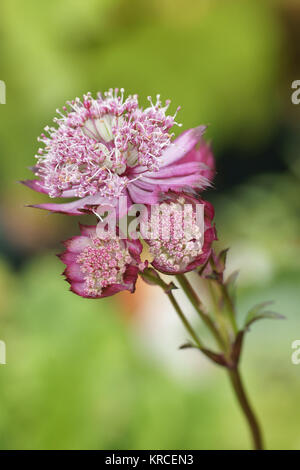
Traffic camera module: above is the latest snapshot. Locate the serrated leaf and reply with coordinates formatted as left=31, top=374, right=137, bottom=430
left=245, top=310, right=285, bottom=329
left=247, top=300, right=274, bottom=316
left=245, top=301, right=274, bottom=326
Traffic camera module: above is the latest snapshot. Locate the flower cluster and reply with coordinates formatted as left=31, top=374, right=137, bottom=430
left=24, top=89, right=216, bottom=297
left=34, top=89, right=178, bottom=199
left=59, top=225, right=145, bottom=298
left=145, top=191, right=216, bottom=274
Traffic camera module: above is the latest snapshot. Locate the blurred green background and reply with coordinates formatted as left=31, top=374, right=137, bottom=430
left=0, top=0, right=300, bottom=450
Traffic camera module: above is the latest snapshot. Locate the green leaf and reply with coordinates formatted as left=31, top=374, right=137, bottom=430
left=179, top=343, right=229, bottom=368
left=247, top=300, right=274, bottom=315
left=244, top=302, right=285, bottom=329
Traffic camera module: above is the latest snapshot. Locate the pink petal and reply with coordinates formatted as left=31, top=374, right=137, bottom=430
left=102, top=282, right=133, bottom=298
left=160, top=126, right=207, bottom=168
left=127, top=239, right=143, bottom=260
left=127, top=183, right=160, bottom=204
left=63, top=263, right=85, bottom=282
left=20, top=179, right=49, bottom=195
left=58, top=252, right=77, bottom=264
left=21, top=179, right=78, bottom=198
left=122, top=265, right=139, bottom=291
left=63, top=236, right=91, bottom=253
left=79, top=224, right=97, bottom=237
left=69, top=281, right=91, bottom=298
left=29, top=193, right=116, bottom=215
left=140, top=173, right=209, bottom=190
left=30, top=200, right=89, bottom=215
left=146, top=161, right=205, bottom=179
left=178, top=141, right=215, bottom=183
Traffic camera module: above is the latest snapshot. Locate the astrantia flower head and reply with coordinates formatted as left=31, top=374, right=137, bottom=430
left=59, top=224, right=145, bottom=298
left=23, top=89, right=213, bottom=215
left=36, top=89, right=179, bottom=197
left=145, top=191, right=216, bottom=274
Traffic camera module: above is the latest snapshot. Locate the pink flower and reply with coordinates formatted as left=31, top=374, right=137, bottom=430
left=145, top=191, right=216, bottom=274
left=178, top=138, right=215, bottom=184
left=58, top=224, right=145, bottom=298
left=22, top=89, right=213, bottom=215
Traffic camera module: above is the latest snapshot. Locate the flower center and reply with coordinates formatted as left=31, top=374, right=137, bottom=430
left=76, top=237, right=132, bottom=297
left=147, top=199, right=203, bottom=271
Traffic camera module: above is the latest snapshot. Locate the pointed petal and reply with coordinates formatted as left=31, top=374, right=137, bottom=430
left=79, top=224, right=97, bottom=237
left=122, top=265, right=139, bottom=292
left=58, top=252, right=77, bottom=264
left=101, top=283, right=133, bottom=298
left=20, top=179, right=49, bottom=195
left=69, top=281, right=91, bottom=298
left=29, top=200, right=89, bottom=215
left=140, top=173, right=209, bottom=190
left=178, top=141, right=215, bottom=182
left=127, top=183, right=159, bottom=204
left=127, top=239, right=143, bottom=260
left=29, top=193, right=115, bottom=215
left=146, top=161, right=205, bottom=179
left=63, top=236, right=91, bottom=253
left=160, top=126, right=207, bottom=168
left=63, top=263, right=85, bottom=282
left=21, top=179, right=78, bottom=198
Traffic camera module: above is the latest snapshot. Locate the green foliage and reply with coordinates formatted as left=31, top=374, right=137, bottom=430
left=244, top=301, right=285, bottom=329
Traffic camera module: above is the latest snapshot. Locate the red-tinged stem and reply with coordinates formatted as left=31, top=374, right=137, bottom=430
left=228, top=368, right=264, bottom=450
left=176, top=273, right=265, bottom=450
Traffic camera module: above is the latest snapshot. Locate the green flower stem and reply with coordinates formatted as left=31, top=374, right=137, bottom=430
left=207, top=280, right=232, bottom=350
left=176, top=274, right=226, bottom=351
left=207, top=257, right=238, bottom=335
left=167, top=290, right=204, bottom=349
left=140, top=269, right=204, bottom=349
left=220, top=283, right=238, bottom=335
